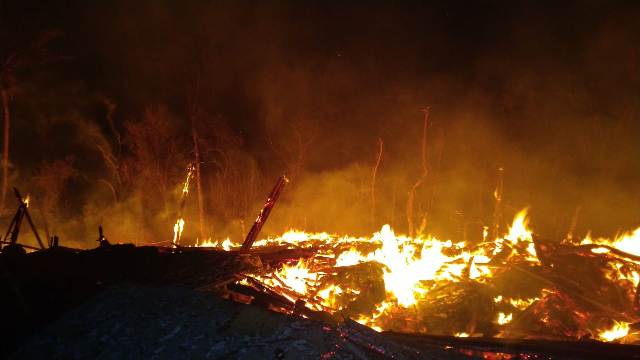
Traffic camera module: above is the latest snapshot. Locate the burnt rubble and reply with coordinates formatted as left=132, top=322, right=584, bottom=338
left=3, top=243, right=640, bottom=359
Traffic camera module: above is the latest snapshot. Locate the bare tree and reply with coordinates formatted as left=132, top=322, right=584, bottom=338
left=265, top=114, right=317, bottom=183
left=192, top=125, right=205, bottom=240
left=198, top=117, right=261, bottom=226
left=32, top=156, right=77, bottom=235
left=184, top=58, right=207, bottom=240
left=371, top=138, right=383, bottom=230
left=0, top=30, right=60, bottom=213
left=124, top=105, right=185, bottom=214
left=407, top=107, right=430, bottom=237
left=491, top=166, right=504, bottom=240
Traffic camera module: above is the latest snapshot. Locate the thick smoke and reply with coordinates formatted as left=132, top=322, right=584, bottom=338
left=1, top=1, right=639, bottom=248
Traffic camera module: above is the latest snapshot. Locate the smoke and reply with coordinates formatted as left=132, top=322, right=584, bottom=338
left=1, top=1, right=640, bottom=248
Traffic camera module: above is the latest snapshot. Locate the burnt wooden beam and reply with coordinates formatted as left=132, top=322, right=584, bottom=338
left=241, top=175, right=289, bottom=251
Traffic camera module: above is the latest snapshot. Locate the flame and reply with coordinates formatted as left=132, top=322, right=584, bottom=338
left=235, top=210, right=538, bottom=329
left=581, top=227, right=640, bottom=257
left=598, top=321, right=630, bottom=342
left=192, top=207, right=640, bottom=340
left=172, top=218, right=184, bottom=244
left=496, top=312, right=513, bottom=325
left=507, top=297, right=539, bottom=310
left=493, top=208, right=539, bottom=263
left=271, top=259, right=318, bottom=296
left=171, top=164, right=196, bottom=245
left=182, top=164, right=195, bottom=195
left=194, top=237, right=234, bottom=251
left=196, top=238, right=215, bottom=247
left=236, top=211, right=531, bottom=311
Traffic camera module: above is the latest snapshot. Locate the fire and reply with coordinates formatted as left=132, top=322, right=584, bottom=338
left=261, top=259, right=319, bottom=298
left=172, top=218, right=184, bottom=244
left=494, top=208, right=538, bottom=263
left=507, top=297, right=539, bottom=310
left=221, top=210, right=539, bottom=331
left=171, top=164, right=196, bottom=245
left=598, top=321, right=630, bottom=342
left=182, top=163, right=195, bottom=195
left=581, top=227, right=640, bottom=257
left=194, top=237, right=233, bottom=250
left=496, top=312, right=513, bottom=325
left=194, top=208, right=640, bottom=342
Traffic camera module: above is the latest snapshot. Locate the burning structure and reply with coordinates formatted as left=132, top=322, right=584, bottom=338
left=1, top=1, right=640, bottom=358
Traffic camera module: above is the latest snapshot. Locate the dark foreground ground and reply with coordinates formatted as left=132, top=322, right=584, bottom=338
left=1, top=245, right=464, bottom=359
left=4, top=245, right=640, bottom=359
left=12, top=285, right=403, bottom=360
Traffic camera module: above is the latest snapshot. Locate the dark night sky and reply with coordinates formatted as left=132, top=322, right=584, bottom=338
left=1, top=1, right=639, bottom=245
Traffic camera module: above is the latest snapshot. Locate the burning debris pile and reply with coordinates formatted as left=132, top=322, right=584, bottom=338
left=199, top=209, right=640, bottom=344
left=4, top=186, right=640, bottom=358
left=3, top=172, right=640, bottom=358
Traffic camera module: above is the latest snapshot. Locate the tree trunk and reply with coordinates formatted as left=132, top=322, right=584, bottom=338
left=192, top=125, right=205, bottom=240
left=491, top=167, right=504, bottom=240
left=406, top=107, right=429, bottom=237
left=371, top=138, right=383, bottom=230
left=1, top=86, right=10, bottom=213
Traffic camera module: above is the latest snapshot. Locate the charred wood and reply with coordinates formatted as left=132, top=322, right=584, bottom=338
left=241, top=175, right=288, bottom=251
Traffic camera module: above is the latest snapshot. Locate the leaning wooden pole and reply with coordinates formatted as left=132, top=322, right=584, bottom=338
left=241, top=175, right=289, bottom=251
left=13, top=188, right=45, bottom=249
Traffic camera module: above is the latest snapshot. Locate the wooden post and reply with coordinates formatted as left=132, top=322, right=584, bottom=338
left=241, top=175, right=289, bottom=251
